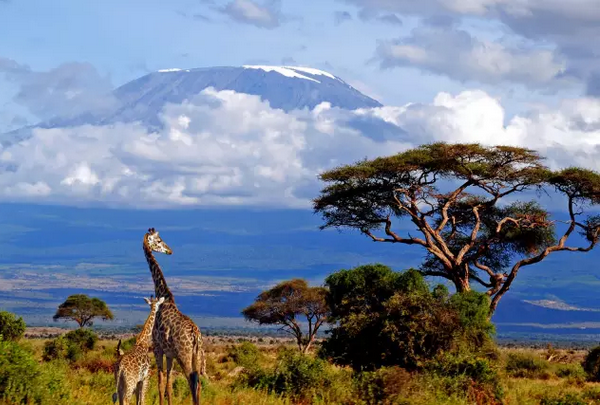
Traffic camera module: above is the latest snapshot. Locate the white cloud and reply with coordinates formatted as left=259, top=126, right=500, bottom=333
left=0, top=59, right=117, bottom=122
left=344, top=0, right=600, bottom=90
left=1, top=87, right=600, bottom=209
left=220, top=0, right=283, bottom=29
left=376, top=26, right=566, bottom=87
left=0, top=89, right=406, bottom=208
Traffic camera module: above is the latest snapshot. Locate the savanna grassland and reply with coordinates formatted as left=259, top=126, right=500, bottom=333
left=4, top=330, right=600, bottom=405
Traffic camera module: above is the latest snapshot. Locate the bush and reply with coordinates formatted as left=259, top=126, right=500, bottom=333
left=0, top=311, right=26, bottom=341
left=239, top=348, right=351, bottom=401
left=427, top=352, right=504, bottom=403
left=43, top=328, right=98, bottom=362
left=555, top=363, right=587, bottom=380
left=355, top=367, right=414, bottom=405
left=321, top=265, right=496, bottom=371
left=224, top=342, right=262, bottom=369
left=64, top=328, right=98, bottom=351
left=540, top=393, right=587, bottom=405
left=0, top=337, right=70, bottom=403
left=505, top=352, right=551, bottom=379
left=584, top=345, right=600, bottom=381
left=43, top=336, right=69, bottom=361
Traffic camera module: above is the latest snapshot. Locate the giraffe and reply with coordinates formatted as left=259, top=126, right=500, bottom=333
left=112, top=295, right=165, bottom=405
left=143, top=227, right=206, bottom=405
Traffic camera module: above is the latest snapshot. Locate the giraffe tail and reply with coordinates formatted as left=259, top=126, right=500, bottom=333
left=190, top=334, right=204, bottom=403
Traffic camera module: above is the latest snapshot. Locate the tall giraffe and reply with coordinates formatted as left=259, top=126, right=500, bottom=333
left=112, top=295, right=165, bottom=405
left=143, top=228, right=206, bottom=405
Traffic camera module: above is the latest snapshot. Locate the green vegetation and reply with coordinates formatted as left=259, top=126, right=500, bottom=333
left=43, top=328, right=99, bottom=362
left=314, top=143, right=600, bottom=313
left=53, top=294, right=114, bottom=328
left=0, top=311, right=26, bottom=341
left=321, top=264, right=495, bottom=372
left=242, top=278, right=329, bottom=353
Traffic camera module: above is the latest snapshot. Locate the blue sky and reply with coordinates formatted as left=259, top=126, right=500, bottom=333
left=1, top=0, right=571, bottom=118
left=0, top=0, right=599, bottom=208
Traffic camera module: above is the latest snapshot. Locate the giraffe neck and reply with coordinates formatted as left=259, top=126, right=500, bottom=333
left=136, top=303, right=159, bottom=347
left=143, top=240, right=174, bottom=302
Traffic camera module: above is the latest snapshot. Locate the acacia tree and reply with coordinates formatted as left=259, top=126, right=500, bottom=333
left=314, top=143, right=600, bottom=314
left=242, top=279, right=329, bottom=353
left=53, top=294, right=114, bottom=328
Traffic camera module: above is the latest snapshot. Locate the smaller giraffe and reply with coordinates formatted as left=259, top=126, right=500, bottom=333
left=112, top=296, right=165, bottom=405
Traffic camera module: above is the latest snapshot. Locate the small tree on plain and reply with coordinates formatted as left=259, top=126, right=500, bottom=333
left=242, top=279, right=329, bottom=353
left=314, top=143, right=600, bottom=314
left=53, top=294, right=114, bottom=328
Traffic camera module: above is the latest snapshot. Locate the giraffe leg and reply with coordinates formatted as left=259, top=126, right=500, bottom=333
left=137, top=376, right=149, bottom=405
left=178, top=357, right=201, bottom=405
left=166, top=357, right=174, bottom=405
left=154, top=350, right=166, bottom=405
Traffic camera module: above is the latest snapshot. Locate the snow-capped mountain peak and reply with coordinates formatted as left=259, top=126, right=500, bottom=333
left=241, top=65, right=339, bottom=83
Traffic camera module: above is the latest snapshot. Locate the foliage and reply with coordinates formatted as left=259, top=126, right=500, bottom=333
left=53, top=294, right=114, bottom=328
left=540, top=393, right=588, bottom=405
left=0, top=311, right=26, bottom=341
left=505, top=352, right=551, bottom=379
left=43, top=329, right=99, bottom=362
left=242, top=279, right=329, bottom=352
left=321, top=264, right=495, bottom=371
left=238, top=348, right=350, bottom=401
left=224, top=341, right=262, bottom=370
left=64, top=328, right=98, bottom=351
left=314, top=143, right=600, bottom=312
left=0, top=337, right=70, bottom=404
left=427, top=351, right=504, bottom=403
left=583, top=345, right=600, bottom=381
left=354, top=366, right=414, bottom=405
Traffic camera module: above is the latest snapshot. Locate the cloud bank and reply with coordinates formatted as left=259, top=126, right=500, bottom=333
left=343, top=0, right=600, bottom=91
left=1, top=87, right=600, bottom=208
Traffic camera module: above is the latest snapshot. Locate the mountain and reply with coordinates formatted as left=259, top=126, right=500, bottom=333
left=2, top=65, right=382, bottom=143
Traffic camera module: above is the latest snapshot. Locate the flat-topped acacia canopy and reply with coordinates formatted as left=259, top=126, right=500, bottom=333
left=314, top=143, right=600, bottom=314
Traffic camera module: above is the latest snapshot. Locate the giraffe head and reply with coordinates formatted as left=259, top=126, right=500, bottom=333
left=144, top=228, right=173, bottom=255
left=143, top=295, right=166, bottom=308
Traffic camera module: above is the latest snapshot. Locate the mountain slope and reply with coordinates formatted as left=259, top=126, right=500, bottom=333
left=1, top=65, right=382, bottom=143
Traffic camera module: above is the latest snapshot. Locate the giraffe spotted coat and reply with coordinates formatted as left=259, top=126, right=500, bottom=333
left=113, top=296, right=165, bottom=405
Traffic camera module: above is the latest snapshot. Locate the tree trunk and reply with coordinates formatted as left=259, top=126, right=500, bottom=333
left=452, top=270, right=471, bottom=293
left=302, top=337, right=314, bottom=354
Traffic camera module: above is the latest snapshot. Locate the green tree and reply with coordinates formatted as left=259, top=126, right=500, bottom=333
left=0, top=311, right=26, bottom=341
left=52, top=294, right=114, bottom=328
left=242, top=279, right=329, bottom=353
left=321, top=264, right=494, bottom=371
left=314, top=143, right=600, bottom=313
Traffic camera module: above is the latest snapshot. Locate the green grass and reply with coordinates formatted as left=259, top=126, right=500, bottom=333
left=3, top=338, right=600, bottom=405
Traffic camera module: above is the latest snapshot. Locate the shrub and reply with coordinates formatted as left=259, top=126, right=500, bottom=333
left=505, top=352, right=551, bottom=379
left=224, top=342, right=262, bottom=369
left=43, top=328, right=98, bottom=362
left=0, top=337, right=70, bottom=403
left=0, top=311, right=26, bottom=341
left=555, top=363, right=587, bottom=380
left=239, top=348, right=350, bottom=401
left=322, top=265, right=496, bottom=371
left=43, top=336, right=69, bottom=361
left=355, top=367, right=414, bottom=405
left=427, top=352, right=504, bottom=403
left=584, top=345, right=600, bottom=381
left=540, top=393, right=587, bottom=405
left=64, top=328, right=98, bottom=351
